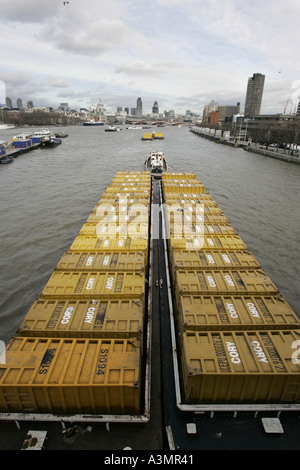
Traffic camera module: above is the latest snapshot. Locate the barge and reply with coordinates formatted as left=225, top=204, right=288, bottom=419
left=0, top=166, right=300, bottom=450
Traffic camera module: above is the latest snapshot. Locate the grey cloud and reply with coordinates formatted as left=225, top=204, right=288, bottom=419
left=0, top=0, right=60, bottom=23
left=115, top=61, right=179, bottom=76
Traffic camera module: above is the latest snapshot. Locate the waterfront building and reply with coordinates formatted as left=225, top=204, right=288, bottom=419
left=244, top=73, right=265, bottom=117
left=218, top=102, right=241, bottom=122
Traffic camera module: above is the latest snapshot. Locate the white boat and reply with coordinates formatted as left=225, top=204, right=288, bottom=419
left=0, top=124, right=15, bottom=130
left=144, top=151, right=168, bottom=178
left=105, top=126, right=121, bottom=132
left=34, top=129, right=51, bottom=137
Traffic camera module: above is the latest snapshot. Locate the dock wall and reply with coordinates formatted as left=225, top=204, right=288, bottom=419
left=190, top=128, right=300, bottom=165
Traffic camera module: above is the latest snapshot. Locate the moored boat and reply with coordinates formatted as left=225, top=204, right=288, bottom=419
left=0, top=155, right=14, bottom=164
left=83, top=120, right=104, bottom=126
left=0, top=124, right=15, bottom=130
left=41, top=136, right=62, bottom=147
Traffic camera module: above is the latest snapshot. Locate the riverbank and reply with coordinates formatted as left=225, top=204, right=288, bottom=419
left=243, top=144, right=300, bottom=164
left=190, top=127, right=300, bottom=165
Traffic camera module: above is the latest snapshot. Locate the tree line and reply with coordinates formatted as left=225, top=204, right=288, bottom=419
left=3, top=110, right=84, bottom=127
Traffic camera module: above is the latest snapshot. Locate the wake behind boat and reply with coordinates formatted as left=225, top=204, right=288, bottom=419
left=144, top=151, right=168, bottom=178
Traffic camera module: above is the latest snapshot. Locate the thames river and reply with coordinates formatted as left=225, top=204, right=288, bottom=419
left=0, top=124, right=299, bottom=344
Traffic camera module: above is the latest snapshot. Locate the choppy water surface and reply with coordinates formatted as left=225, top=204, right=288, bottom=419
left=0, top=125, right=299, bottom=342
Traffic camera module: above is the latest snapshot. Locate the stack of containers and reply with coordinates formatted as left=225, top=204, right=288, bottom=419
left=162, top=172, right=300, bottom=405
left=0, top=171, right=151, bottom=416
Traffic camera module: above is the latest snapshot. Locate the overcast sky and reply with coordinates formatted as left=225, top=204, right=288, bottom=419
left=1, top=0, right=300, bottom=115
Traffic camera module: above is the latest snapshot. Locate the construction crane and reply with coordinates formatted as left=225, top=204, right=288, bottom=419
left=283, top=100, right=291, bottom=114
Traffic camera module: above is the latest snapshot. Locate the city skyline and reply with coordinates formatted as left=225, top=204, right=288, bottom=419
left=1, top=0, right=300, bottom=115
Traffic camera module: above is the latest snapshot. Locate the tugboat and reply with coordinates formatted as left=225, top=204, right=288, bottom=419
left=144, top=151, right=168, bottom=178
left=41, top=135, right=62, bottom=147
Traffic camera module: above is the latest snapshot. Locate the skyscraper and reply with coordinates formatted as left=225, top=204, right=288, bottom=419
left=136, top=97, right=142, bottom=117
left=244, top=73, right=265, bottom=117
left=152, top=100, right=159, bottom=114
left=6, top=97, right=12, bottom=109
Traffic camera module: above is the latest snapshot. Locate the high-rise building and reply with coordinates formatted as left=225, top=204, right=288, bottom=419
left=297, top=101, right=300, bottom=116
left=17, top=98, right=23, bottom=110
left=136, top=97, right=142, bottom=117
left=244, top=73, right=265, bottom=117
left=152, top=100, right=159, bottom=114
left=6, top=97, right=12, bottom=109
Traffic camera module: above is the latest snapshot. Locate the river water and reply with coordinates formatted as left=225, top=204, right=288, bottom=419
left=0, top=125, right=299, bottom=344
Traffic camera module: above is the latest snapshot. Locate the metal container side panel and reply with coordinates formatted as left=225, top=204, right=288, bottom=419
left=56, top=251, right=146, bottom=272
left=162, top=184, right=205, bottom=194
left=175, top=269, right=279, bottom=296
left=168, top=223, right=237, bottom=236
left=40, top=271, right=145, bottom=300
left=163, top=193, right=214, bottom=203
left=162, top=172, right=197, bottom=180
left=99, top=191, right=150, bottom=201
left=17, top=298, right=144, bottom=338
left=96, top=197, right=150, bottom=205
left=169, top=235, right=248, bottom=251
left=92, top=200, right=150, bottom=217
left=177, top=294, right=300, bottom=331
left=107, top=180, right=151, bottom=188
left=0, top=337, right=141, bottom=414
left=79, top=222, right=149, bottom=239
left=172, top=250, right=261, bottom=271
left=70, top=236, right=149, bottom=253
left=180, top=331, right=300, bottom=403
left=87, top=212, right=149, bottom=224
left=104, top=185, right=151, bottom=195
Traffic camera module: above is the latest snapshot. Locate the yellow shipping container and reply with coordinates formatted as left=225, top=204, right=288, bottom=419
left=87, top=212, right=149, bottom=224
left=180, top=330, right=300, bottom=404
left=79, top=222, right=149, bottom=239
left=162, top=172, right=197, bottom=180
left=104, top=183, right=150, bottom=193
left=177, top=294, right=300, bottom=331
left=70, top=235, right=149, bottom=253
left=56, top=251, right=146, bottom=272
left=168, top=222, right=236, bottom=236
left=172, top=249, right=260, bottom=271
left=175, top=269, right=278, bottom=296
left=40, top=271, right=145, bottom=300
left=163, top=193, right=214, bottom=203
left=17, top=298, right=144, bottom=338
left=97, top=192, right=150, bottom=203
left=169, top=234, right=247, bottom=251
left=162, top=182, right=205, bottom=194
left=164, top=197, right=219, bottom=209
left=0, top=337, right=141, bottom=414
